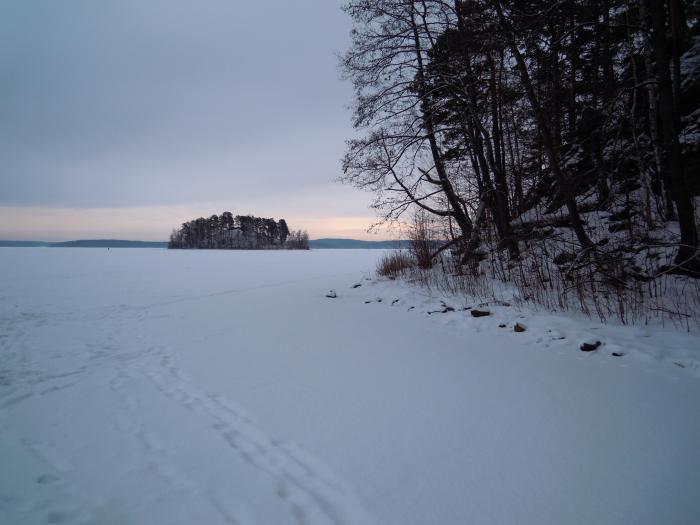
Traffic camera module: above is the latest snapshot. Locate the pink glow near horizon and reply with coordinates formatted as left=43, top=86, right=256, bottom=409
left=0, top=206, right=399, bottom=242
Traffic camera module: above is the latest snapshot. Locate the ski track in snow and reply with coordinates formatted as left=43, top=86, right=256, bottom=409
left=144, top=352, right=373, bottom=525
left=0, top=271, right=375, bottom=525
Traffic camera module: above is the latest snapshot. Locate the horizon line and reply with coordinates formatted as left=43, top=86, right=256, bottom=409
left=0, top=236, right=405, bottom=244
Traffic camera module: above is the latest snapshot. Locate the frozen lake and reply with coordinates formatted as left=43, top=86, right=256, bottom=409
left=1, top=248, right=699, bottom=525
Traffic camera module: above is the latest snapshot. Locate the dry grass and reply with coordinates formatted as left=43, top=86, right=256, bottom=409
left=388, top=209, right=700, bottom=328
left=377, top=251, right=415, bottom=278
left=402, top=247, right=700, bottom=329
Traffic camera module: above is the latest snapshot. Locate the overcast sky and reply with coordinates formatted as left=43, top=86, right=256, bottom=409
left=0, top=0, right=384, bottom=241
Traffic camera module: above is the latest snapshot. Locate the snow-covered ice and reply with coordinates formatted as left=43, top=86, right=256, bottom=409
left=1, top=247, right=699, bottom=525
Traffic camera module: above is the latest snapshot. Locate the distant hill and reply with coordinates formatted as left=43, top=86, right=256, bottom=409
left=0, top=240, right=51, bottom=247
left=0, top=239, right=166, bottom=249
left=309, top=238, right=408, bottom=249
left=52, top=240, right=168, bottom=248
left=1, top=238, right=407, bottom=249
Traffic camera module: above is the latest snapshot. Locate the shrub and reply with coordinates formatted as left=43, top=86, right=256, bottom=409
left=377, top=251, right=414, bottom=278
left=408, top=211, right=438, bottom=269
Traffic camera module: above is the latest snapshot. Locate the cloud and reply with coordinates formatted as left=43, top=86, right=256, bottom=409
left=0, top=0, right=378, bottom=238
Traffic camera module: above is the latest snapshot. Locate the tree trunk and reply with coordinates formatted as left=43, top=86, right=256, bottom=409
left=408, top=11, right=473, bottom=240
left=649, top=0, right=699, bottom=270
left=493, top=0, right=595, bottom=251
left=640, top=0, right=675, bottom=219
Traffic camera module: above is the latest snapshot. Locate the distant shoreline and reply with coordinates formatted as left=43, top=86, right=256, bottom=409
left=0, top=238, right=408, bottom=250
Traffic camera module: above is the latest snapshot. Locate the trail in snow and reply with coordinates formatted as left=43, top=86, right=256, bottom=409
left=1, top=252, right=376, bottom=525
left=145, top=352, right=373, bottom=525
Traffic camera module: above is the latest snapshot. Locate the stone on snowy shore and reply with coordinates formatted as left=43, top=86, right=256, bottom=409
left=470, top=309, right=491, bottom=318
left=580, top=341, right=602, bottom=352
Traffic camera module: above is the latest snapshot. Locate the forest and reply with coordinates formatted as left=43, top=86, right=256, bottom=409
left=341, top=0, right=700, bottom=321
left=168, top=212, right=309, bottom=250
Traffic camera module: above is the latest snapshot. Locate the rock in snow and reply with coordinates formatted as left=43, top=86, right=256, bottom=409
left=580, top=340, right=602, bottom=352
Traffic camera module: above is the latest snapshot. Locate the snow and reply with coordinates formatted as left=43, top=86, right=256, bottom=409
left=1, top=247, right=699, bottom=525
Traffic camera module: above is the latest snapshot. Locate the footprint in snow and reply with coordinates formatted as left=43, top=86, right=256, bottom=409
left=36, top=474, right=61, bottom=485
left=47, top=509, right=89, bottom=524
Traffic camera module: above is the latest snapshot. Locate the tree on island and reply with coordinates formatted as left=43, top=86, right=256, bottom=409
left=286, top=229, right=310, bottom=250
left=168, top=212, right=309, bottom=250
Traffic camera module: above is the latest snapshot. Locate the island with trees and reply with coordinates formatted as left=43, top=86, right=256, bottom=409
left=168, top=212, right=309, bottom=250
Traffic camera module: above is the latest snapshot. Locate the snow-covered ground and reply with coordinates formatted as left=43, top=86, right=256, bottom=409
left=1, top=247, right=699, bottom=525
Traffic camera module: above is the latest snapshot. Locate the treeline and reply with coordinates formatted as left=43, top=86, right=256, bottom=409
left=168, top=212, right=309, bottom=250
left=341, top=0, right=700, bottom=278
